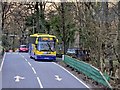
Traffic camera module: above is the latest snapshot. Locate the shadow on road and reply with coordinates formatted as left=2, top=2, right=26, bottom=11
left=33, top=57, right=62, bottom=63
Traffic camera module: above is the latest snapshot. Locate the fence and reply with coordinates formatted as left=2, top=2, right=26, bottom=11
left=63, top=55, right=112, bottom=89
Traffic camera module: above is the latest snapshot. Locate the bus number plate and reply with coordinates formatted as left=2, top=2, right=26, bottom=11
left=44, top=52, right=47, bottom=54
left=44, top=52, right=50, bottom=54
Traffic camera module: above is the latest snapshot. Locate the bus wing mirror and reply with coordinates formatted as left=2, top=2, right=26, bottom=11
left=56, top=39, right=58, bottom=43
left=35, top=38, right=38, bottom=44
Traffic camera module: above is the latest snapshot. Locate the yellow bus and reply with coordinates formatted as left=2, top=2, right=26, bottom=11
left=29, top=33, right=58, bottom=61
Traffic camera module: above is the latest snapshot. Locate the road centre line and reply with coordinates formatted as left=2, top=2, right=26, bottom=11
left=28, top=62, right=32, bottom=66
left=19, top=54, right=23, bottom=57
left=52, top=62, right=89, bottom=89
left=19, top=54, right=43, bottom=88
left=37, top=77, right=43, bottom=88
left=32, top=67, right=37, bottom=74
left=20, top=54, right=24, bottom=58
left=24, top=59, right=28, bottom=62
left=19, top=54, right=25, bottom=58
left=0, top=52, right=6, bottom=72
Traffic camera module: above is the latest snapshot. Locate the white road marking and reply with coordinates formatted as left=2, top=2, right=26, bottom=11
left=12, top=53, right=18, bottom=54
left=37, top=77, right=43, bottom=88
left=19, top=55, right=43, bottom=88
left=7, top=52, right=12, bottom=54
left=55, top=75, right=62, bottom=81
left=25, top=59, right=28, bottom=62
left=19, top=54, right=22, bottom=57
left=52, top=62, right=89, bottom=88
left=14, top=75, right=25, bottom=82
left=32, top=67, right=37, bottom=74
left=0, top=52, right=6, bottom=72
left=28, top=62, right=32, bottom=66
left=19, top=54, right=24, bottom=58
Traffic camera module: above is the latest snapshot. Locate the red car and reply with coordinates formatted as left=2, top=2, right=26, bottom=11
left=19, top=45, right=28, bottom=52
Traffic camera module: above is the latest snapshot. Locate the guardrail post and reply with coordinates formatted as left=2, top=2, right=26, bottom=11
left=62, top=55, right=64, bottom=61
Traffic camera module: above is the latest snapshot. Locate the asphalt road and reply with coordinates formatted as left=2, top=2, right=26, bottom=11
left=1, top=52, right=90, bottom=89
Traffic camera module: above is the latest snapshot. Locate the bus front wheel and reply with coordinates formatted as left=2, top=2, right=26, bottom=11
left=34, top=54, right=38, bottom=61
left=30, top=56, right=33, bottom=59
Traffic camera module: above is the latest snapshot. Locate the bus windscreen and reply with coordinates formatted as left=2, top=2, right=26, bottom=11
left=37, top=42, right=55, bottom=52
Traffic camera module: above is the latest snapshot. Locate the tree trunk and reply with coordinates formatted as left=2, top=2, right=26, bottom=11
left=39, top=2, right=45, bottom=33
left=61, top=2, right=66, bottom=54
left=35, top=2, right=40, bottom=33
left=76, top=2, right=83, bottom=49
left=118, top=1, right=120, bottom=63
left=104, top=2, right=114, bottom=75
left=1, top=2, right=5, bottom=32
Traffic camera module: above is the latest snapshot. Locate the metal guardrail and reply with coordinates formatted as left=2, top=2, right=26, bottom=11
left=63, top=55, right=112, bottom=89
